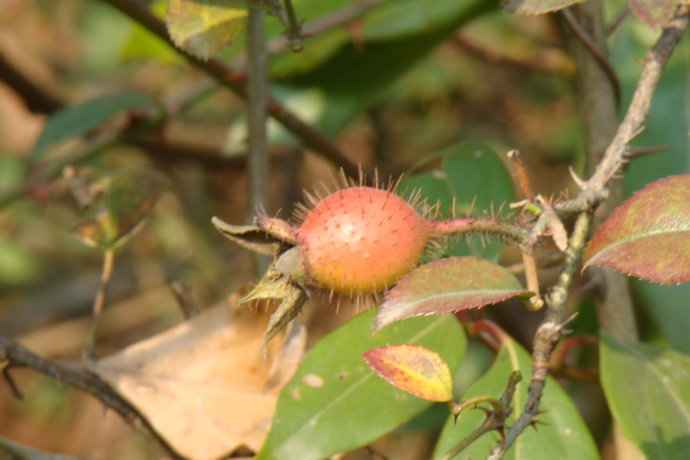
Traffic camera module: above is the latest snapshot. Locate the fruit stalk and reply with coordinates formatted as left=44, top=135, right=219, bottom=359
left=430, top=218, right=529, bottom=246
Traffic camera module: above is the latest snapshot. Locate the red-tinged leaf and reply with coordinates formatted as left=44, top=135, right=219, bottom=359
left=584, top=175, right=690, bottom=285
left=503, top=0, right=586, bottom=15
left=375, top=257, right=530, bottom=330
left=628, top=0, right=682, bottom=29
left=363, top=345, right=453, bottom=402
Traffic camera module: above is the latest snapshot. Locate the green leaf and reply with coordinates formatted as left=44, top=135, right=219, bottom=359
left=503, top=0, right=586, bottom=14
left=434, top=337, right=598, bottom=459
left=363, top=344, right=453, bottom=402
left=583, top=175, right=690, bottom=285
left=401, top=143, right=516, bottom=261
left=376, top=257, right=529, bottom=331
left=262, top=0, right=493, bottom=140
left=121, top=0, right=180, bottom=63
left=30, top=92, right=158, bottom=163
left=73, top=168, right=168, bottom=250
left=167, top=0, right=247, bottom=59
left=633, top=280, right=690, bottom=354
left=601, top=333, right=690, bottom=459
left=256, top=309, right=466, bottom=460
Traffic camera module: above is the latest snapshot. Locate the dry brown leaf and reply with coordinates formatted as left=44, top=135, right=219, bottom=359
left=93, top=300, right=306, bottom=460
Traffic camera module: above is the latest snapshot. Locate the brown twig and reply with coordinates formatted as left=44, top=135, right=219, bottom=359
left=102, top=0, right=359, bottom=178
left=507, top=150, right=534, bottom=200
left=0, top=435, right=86, bottom=460
left=266, top=0, right=390, bottom=56
left=489, top=6, right=690, bottom=458
left=0, top=50, right=62, bottom=113
left=430, top=218, right=531, bottom=247
left=83, top=249, right=115, bottom=361
left=0, top=335, right=184, bottom=459
left=453, top=34, right=572, bottom=76
left=561, top=7, right=622, bottom=106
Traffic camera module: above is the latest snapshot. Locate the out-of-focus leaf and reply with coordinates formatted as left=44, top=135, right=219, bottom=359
left=167, top=0, right=247, bottom=59
left=363, top=344, right=453, bottom=402
left=0, top=238, right=38, bottom=286
left=633, top=280, right=690, bottom=354
left=503, top=0, right=586, bottom=14
left=401, top=143, right=516, bottom=262
left=73, top=168, right=168, bottom=250
left=376, top=257, right=529, bottom=331
left=95, top=303, right=306, bottom=460
left=600, top=333, right=690, bottom=460
left=121, top=0, right=180, bottom=63
left=254, top=0, right=493, bottom=144
left=30, top=92, right=158, bottom=163
left=256, top=309, right=466, bottom=460
left=628, top=0, right=683, bottom=29
left=583, top=175, right=690, bottom=284
left=434, top=337, right=598, bottom=459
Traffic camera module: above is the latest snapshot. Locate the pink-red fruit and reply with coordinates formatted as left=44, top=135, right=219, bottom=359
left=297, top=186, right=431, bottom=295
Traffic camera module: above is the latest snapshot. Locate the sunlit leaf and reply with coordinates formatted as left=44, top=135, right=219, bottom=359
left=600, top=333, right=690, bottom=459
left=376, top=257, right=530, bottom=331
left=583, top=175, right=690, bottom=284
left=628, top=0, right=683, bottom=29
left=121, top=0, right=180, bottom=63
left=401, top=143, right=516, bottom=262
left=363, top=344, right=453, bottom=402
left=434, top=337, right=598, bottom=459
left=30, top=92, right=158, bottom=163
left=167, top=0, right=247, bottom=59
left=503, top=0, right=586, bottom=14
left=73, top=168, right=168, bottom=250
left=256, top=309, right=466, bottom=460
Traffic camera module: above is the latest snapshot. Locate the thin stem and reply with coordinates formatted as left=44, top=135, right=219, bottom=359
left=0, top=113, right=163, bottom=209
left=489, top=212, right=592, bottom=459
left=247, top=3, right=272, bottom=276
left=561, top=7, right=621, bottom=106
left=0, top=436, right=85, bottom=460
left=83, top=249, right=115, bottom=361
left=430, top=218, right=530, bottom=246
left=441, top=372, right=521, bottom=460
left=0, top=336, right=184, bottom=459
left=281, top=0, right=303, bottom=51
left=585, top=6, right=690, bottom=188
left=102, top=0, right=360, bottom=178
left=438, top=420, right=495, bottom=460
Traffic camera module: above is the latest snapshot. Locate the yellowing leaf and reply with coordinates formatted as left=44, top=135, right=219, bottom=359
left=363, top=344, right=453, bottom=402
left=167, top=0, right=247, bottom=59
left=584, top=175, right=690, bottom=285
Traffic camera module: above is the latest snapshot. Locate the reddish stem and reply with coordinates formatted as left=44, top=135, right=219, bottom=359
left=430, top=218, right=529, bottom=245
left=468, top=319, right=511, bottom=354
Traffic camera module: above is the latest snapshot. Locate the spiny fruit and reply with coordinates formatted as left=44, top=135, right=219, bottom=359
left=296, top=186, right=432, bottom=296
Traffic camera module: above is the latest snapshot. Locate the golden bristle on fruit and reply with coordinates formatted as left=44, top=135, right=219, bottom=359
left=296, top=185, right=432, bottom=296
